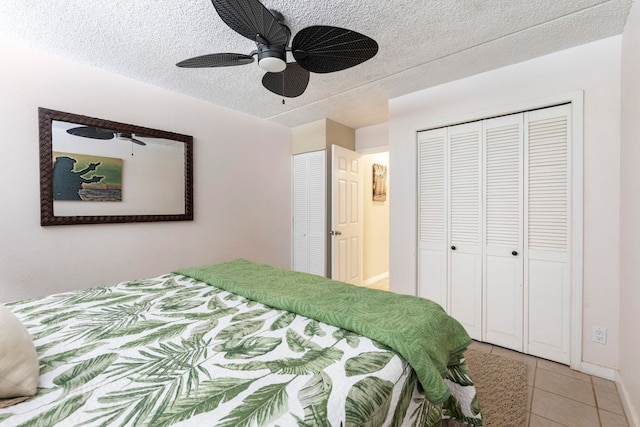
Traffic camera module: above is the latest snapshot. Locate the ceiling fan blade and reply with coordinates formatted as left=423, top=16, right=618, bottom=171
left=211, top=0, right=289, bottom=45
left=262, top=62, right=310, bottom=98
left=176, top=53, right=254, bottom=68
left=66, top=126, right=115, bottom=140
left=292, top=26, right=378, bottom=74
left=129, top=138, right=147, bottom=146
left=116, top=133, right=147, bottom=146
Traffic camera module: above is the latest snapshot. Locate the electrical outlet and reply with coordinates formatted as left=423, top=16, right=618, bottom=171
left=592, top=326, right=607, bottom=344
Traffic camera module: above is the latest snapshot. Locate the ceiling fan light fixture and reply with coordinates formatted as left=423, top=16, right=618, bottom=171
left=257, top=45, right=287, bottom=73
left=259, top=56, right=286, bottom=73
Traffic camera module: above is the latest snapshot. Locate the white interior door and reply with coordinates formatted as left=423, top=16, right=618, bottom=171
left=483, top=113, right=524, bottom=351
left=331, top=145, right=363, bottom=285
left=448, top=122, right=483, bottom=340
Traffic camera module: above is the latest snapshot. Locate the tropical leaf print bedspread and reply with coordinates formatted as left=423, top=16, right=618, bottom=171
left=176, top=259, right=475, bottom=405
left=1, top=269, right=482, bottom=426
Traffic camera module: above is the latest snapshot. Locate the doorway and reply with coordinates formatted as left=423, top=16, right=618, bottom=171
left=358, top=149, right=390, bottom=291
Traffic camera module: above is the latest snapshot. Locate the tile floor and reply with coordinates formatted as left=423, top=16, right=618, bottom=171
left=468, top=340, right=629, bottom=427
left=365, top=278, right=630, bottom=426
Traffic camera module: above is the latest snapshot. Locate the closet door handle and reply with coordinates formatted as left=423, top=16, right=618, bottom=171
left=451, top=246, right=456, bottom=250
left=512, top=251, right=518, bottom=256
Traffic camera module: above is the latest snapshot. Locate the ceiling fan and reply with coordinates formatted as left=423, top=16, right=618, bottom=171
left=67, top=126, right=148, bottom=146
left=176, top=0, right=379, bottom=98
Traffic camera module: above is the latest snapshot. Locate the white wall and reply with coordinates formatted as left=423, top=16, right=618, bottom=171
left=361, top=152, right=389, bottom=281
left=619, top=1, right=640, bottom=423
left=389, top=37, right=622, bottom=371
left=0, top=41, right=292, bottom=302
left=356, top=123, right=388, bottom=152
left=356, top=124, right=390, bottom=282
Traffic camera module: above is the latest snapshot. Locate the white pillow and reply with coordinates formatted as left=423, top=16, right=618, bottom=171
left=0, top=304, right=39, bottom=401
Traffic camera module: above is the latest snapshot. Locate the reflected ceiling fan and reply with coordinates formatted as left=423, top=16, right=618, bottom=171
left=67, top=126, right=148, bottom=146
left=176, top=0, right=379, bottom=98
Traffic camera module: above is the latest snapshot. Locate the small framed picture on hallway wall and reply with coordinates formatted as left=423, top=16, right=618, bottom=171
left=372, top=163, right=387, bottom=202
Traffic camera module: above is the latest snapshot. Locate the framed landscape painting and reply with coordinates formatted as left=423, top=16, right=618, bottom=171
left=52, top=152, right=123, bottom=201
left=372, top=163, right=387, bottom=202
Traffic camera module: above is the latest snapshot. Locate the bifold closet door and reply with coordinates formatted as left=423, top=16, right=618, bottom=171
left=293, top=154, right=310, bottom=273
left=448, top=121, right=483, bottom=340
left=417, top=103, right=572, bottom=364
left=525, top=104, right=571, bottom=364
left=483, top=114, right=524, bottom=351
left=292, top=151, right=326, bottom=276
left=417, top=122, right=483, bottom=339
left=417, top=128, right=448, bottom=307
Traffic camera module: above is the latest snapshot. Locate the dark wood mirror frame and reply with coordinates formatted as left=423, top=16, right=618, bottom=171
left=39, top=107, right=194, bottom=226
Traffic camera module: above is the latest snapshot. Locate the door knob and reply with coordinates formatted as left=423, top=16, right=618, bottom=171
left=330, top=230, right=342, bottom=236
left=451, top=246, right=456, bottom=250
left=512, top=251, right=518, bottom=256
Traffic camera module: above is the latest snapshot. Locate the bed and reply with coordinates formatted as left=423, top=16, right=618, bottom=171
left=0, top=259, right=482, bottom=426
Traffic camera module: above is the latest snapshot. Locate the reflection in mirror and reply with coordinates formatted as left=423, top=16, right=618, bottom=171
left=39, top=108, right=193, bottom=225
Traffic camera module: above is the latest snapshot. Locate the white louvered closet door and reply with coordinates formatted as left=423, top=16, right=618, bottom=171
left=416, top=104, right=572, bottom=364
left=483, top=114, right=524, bottom=351
left=293, top=154, right=309, bottom=273
left=417, top=128, right=448, bottom=307
left=525, top=104, right=571, bottom=364
left=448, top=121, right=483, bottom=340
left=292, top=151, right=326, bottom=276
left=307, top=151, right=327, bottom=276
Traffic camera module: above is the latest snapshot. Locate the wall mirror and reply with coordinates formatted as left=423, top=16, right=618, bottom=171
left=39, top=108, right=193, bottom=226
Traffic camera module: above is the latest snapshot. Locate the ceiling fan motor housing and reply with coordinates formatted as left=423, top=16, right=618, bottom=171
left=257, top=43, right=287, bottom=73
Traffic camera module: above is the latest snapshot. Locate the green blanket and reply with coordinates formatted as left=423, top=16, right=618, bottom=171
left=174, top=259, right=471, bottom=404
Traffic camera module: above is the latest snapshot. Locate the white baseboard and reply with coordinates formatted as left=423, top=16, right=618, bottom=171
left=363, top=271, right=389, bottom=286
left=579, top=361, right=616, bottom=380
left=616, top=373, right=640, bottom=427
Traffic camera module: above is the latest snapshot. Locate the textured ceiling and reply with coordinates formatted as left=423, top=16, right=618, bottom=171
left=0, top=0, right=632, bottom=129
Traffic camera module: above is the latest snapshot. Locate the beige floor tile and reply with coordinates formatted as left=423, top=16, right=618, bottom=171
left=599, top=410, right=629, bottom=427
left=527, top=363, right=537, bottom=386
left=537, top=358, right=591, bottom=383
left=491, top=346, right=539, bottom=366
left=529, top=413, right=566, bottom=426
left=535, top=368, right=596, bottom=406
left=531, top=389, right=600, bottom=427
left=594, top=384, right=625, bottom=415
left=468, top=340, right=493, bottom=354
left=527, top=386, right=533, bottom=411
left=592, top=376, right=617, bottom=390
